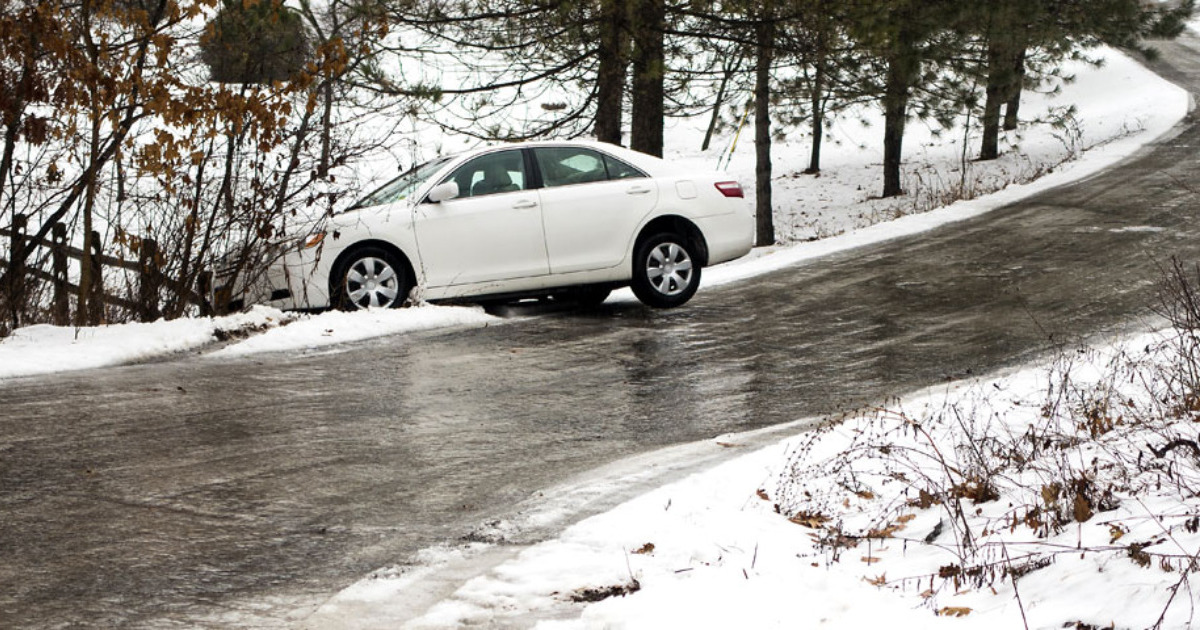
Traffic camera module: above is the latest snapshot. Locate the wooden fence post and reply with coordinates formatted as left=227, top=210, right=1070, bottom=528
left=51, top=223, right=69, bottom=325
left=5, top=213, right=27, bottom=325
left=137, top=238, right=161, bottom=321
left=197, top=270, right=213, bottom=317
left=87, top=230, right=104, bottom=324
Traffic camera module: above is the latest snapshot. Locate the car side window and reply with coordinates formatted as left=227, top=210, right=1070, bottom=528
left=446, top=150, right=527, bottom=198
left=534, top=148, right=612, bottom=188
left=602, top=154, right=647, bottom=180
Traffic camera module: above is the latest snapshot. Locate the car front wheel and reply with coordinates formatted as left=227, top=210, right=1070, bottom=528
left=631, top=233, right=701, bottom=308
left=332, top=247, right=412, bottom=310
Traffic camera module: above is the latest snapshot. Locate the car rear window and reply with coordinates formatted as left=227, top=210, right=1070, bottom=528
left=534, top=147, right=647, bottom=188
left=602, top=154, right=646, bottom=180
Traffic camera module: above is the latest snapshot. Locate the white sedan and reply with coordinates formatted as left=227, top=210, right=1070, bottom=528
left=261, top=141, right=754, bottom=310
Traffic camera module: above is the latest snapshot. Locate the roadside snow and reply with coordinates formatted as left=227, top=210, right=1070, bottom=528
left=212, top=303, right=497, bottom=357
left=0, top=304, right=498, bottom=378
left=0, top=306, right=289, bottom=378
left=0, top=46, right=1187, bottom=380
left=380, top=330, right=1200, bottom=629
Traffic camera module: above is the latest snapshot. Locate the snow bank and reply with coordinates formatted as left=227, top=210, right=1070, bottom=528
left=212, top=304, right=498, bottom=357
left=0, top=306, right=288, bottom=378
left=0, top=303, right=499, bottom=379
left=390, top=330, right=1200, bottom=629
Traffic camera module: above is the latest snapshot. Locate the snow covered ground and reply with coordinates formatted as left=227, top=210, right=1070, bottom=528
left=0, top=46, right=1184, bottom=380
left=360, top=329, right=1200, bottom=630
left=0, top=304, right=497, bottom=378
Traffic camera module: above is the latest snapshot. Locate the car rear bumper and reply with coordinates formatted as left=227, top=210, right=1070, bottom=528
left=699, top=209, right=754, bottom=266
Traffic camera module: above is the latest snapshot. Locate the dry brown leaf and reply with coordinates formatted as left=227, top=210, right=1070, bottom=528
left=867, top=524, right=900, bottom=538
left=789, top=511, right=830, bottom=528
left=632, top=543, right=655, bottom=555
left=756, top=489, right=770, bottom=501
left=1041, top=483, right=1061, bottom=506
left=863, top=573, right=887, bottom=586
left=938, top=607, right=972, bottom=617
left=1073, top=494, right=1094, bottom=523
left=860, top=556, right=881, bottom=564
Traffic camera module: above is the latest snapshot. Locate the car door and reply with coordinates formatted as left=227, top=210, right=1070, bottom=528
left=413, top=149, right=550, bottom=288
left=533, top=147, right=659, bottom=274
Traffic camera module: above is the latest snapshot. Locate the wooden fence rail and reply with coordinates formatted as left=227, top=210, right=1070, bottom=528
left=1, top=213, right=211, bottom=324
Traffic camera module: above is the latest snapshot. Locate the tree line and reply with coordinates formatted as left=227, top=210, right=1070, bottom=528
left=0, top=0, right=1192, bottom=334
left=383, top=0, right=1192, bottom=243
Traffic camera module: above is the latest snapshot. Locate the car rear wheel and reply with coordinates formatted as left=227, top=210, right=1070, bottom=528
left=333, top=247, right=412, bottom=310
left=631, top=233, right=701, bottom=308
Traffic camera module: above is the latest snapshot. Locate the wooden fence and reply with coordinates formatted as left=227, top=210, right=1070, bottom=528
left=0, top=213, right=213, bottom=324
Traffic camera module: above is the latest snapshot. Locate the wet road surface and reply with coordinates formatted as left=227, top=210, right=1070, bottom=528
left=4, top=37, right=1200, bottom=629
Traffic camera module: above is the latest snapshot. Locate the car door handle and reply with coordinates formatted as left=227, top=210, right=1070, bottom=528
left=512, top=200, right=538, bottom=210
left=626, top=186, right=652, bottom=195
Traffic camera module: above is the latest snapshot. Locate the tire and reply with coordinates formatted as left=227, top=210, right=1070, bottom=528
left=630, top=233, right=701, bottom=308
left=331, top=246, right=412, bottom=310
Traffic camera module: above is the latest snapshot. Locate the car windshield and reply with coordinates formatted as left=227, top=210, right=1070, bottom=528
left=350, top=156, right=454, bottom=210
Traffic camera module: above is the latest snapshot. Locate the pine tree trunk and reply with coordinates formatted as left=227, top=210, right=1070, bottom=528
left=630, top=0, right=664, bottom=157
left=754, top=13, right=775, bottom=247
left=1004, top=46, right=1026, bottom=131
left=882, top=46, right=915, bottom=198
left=594, top=0, right=627, bottom=144
left=806, top=37, right=826, bottom=174
left=979, top=39, right=1006, bottom=161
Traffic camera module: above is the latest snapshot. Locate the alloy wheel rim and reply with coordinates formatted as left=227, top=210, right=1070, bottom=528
left=646, top=242, right=693, bottom=296
left=346, top=257, right=400, bottom=308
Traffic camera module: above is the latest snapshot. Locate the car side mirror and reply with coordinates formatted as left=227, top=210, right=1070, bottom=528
left=427, top=181, right=459, bottom=203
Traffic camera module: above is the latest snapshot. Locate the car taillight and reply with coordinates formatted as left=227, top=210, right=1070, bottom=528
left=714, top=181, right=744, bottom=198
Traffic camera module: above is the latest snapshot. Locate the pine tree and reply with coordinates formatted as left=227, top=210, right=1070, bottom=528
left=847, top=0, right=961, bottom=198
left=972, top=0, right=1196, bottom=161
left=201, top=0, right=312, bottom=84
